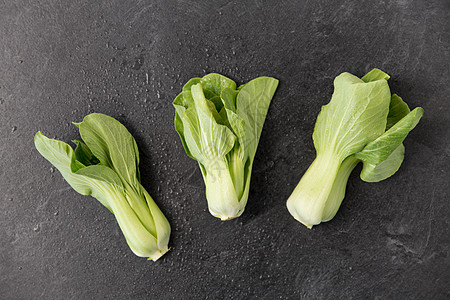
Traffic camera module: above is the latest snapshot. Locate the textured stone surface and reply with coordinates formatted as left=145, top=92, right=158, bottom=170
left=1, top=0, right=449, bottom=299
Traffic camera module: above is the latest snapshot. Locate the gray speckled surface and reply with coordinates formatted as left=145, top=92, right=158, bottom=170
left=1, top=1, right=449, bottom=299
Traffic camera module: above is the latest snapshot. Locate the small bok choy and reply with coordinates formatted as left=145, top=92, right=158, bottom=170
left=173, top=74, right=278, bottom=220
left=286, top=69, right=423, bottom=228
left=34, top=113, right=170, bottom=260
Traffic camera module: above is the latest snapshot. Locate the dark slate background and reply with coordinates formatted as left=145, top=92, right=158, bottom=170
left=1, top=1, right=449, bottom=299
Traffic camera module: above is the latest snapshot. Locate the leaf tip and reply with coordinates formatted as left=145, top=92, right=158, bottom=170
left=34, top=131, right=46, bottom=144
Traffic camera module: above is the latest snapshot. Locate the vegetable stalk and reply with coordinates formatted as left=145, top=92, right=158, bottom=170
left=287, top=152, right=341, bottom=228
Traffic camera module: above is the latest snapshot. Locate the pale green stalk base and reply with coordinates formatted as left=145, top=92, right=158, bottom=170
left=205, top=168, right=243, bottom=220
left=147, top=246, right=170, bottom=261
left=216, top=213, right=244, bottom=221
left=321, top=157, right=359, bottom=222
left=204, top=158, right=248, bottom=220
left=286, top=153, right=361, bottom=228
left=112, top=183, right=171, bottom=260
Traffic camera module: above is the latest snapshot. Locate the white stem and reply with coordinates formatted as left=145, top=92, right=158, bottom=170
left=286, top=153, right=341, bottom=228
left=204, top=159, right=241, bottom=220
left=321, top=157, right=359, bottom=222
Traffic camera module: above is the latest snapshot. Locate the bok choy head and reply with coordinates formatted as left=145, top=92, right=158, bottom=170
left=34, top=113, right=171, bottom=261
left=286, top=69, right=424, bottom=228
left=173, top=74, right=278, bottom=220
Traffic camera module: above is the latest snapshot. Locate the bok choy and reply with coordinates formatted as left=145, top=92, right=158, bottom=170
left=286, top=69, right=423, bottom=228
left=34, top=113, right=170, bottom=260
left=173, top=73, right=278, bottom=220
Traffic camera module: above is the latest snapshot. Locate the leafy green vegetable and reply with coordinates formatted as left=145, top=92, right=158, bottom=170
left=286, top=69, right=423, bottom=228
left=34, top=113, right=170, bottom=260
left=173, top=73, right=278, bottom=220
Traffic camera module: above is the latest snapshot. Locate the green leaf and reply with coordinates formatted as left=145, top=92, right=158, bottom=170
left=173, top=111, right=192, bottom=159
left=180, top=106, right=204, bottom=163
left=361, top=68, right=390, bottom=82
left=206, top=99, right=225, bottom=125
left=182, top=78, right=201, bottom=92
left=76, top=113, right=141, bottom=186
left=313, top=72, right=391, bottom=159
left=220, top=87, right=238, bottom=112
left=75, top=165, right=123, bottom=188
left=202, top=88, right=218, bottom=100
left=386, top=94, right=410, bottom=130
left=208, top=96, right=224, bottom=113
left=200, top=73, right=237, bottom=96
left=360, top=144, right=405, bottom=182
left=353, top=107, right=424, bottom=164
left=235, top=77, right=279, bottom=159
left=34, top=132, right=121, bottom=211
left=184, top=78, right=219, bottom=100
left=218, top=107, right=231, bottom=128
left=224, top=108, right=246, bottom=159
left=173, top=91, right=194, bottom=111
left=190, top=83, right=236, bottom=162
left=72, top=139, right=100, bottom=166
left=173, top=91, right=195, bottom=159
